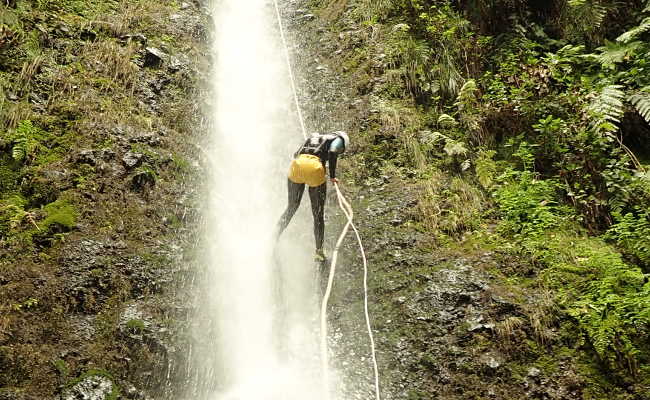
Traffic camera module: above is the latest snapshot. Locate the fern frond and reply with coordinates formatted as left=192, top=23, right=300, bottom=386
left=455, top=79, right=477, bottom=110
left=617, top=17, right=650, bottom=43
left=437, top=114, right=457, bottom=128
left=590, top=85, right=625, bottom=124
left=12, top=137, right=27, bottom=161
left=630, top=93, right=650, bottom=124
left=594, top=41, right=643, bottom=69
left=444, top=140, right=468, bottom=157
left=392, top=23, right=410, bottom=32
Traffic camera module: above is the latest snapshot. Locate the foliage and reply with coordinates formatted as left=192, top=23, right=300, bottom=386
left=606, top=209, right=650, bottom=267
left=629, top=91, right=650, bottom=124
left=42, top=199, right=77, bottom=231
left=7, top=120, right=42, bottom=163
left=546, top=236, right=650, bottom=376
left=475, top=149, right=497, bottom=189
left=495, top=169, right=568, bottom=237
left=125, top=319, right=146, bottom=333
left=588, top=85, right=625, bottom=134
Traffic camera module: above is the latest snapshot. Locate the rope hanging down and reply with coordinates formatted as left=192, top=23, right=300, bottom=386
left=272, top=1, right=381, bottom=399
left=320, top=183, right=381, bottom=400
left=273, top=0, right=307, bottom=139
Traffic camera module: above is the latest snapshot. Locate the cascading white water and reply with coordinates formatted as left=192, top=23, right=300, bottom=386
left=186, top=0, right=336, bottom=399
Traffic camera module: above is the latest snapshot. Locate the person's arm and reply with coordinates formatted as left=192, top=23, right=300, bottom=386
left=328, top=151, right=339, bottom=180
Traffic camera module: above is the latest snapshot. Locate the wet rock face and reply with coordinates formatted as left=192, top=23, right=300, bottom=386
left=123, top=152, right=144, bottom=169
left=143, top=47, right=167, bottom=68
left=61, top=375, right=113, bottom=400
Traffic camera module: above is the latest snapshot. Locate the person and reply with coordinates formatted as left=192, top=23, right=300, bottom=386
left=276, top=131, right=350, bottom=262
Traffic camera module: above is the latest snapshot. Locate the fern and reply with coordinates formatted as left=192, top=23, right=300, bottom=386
left=437, top=114, right=457, bottom=128
left=594, top=41, right=643, bottom=69
left=590, top=85, right=625, bottom=125
left=617, top=17, right=650, bottom=43
left=568, top=0, right=607, bottom=29
left=630, top=92, right=650, bottom=124
left=12, top=137, right=28, bottom=161
left=455, top=79, right=478, bottom=110
left=10, top=120, right=40, bottom=163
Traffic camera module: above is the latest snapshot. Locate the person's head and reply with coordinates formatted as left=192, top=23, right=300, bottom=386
left=330, top=131, right=349, bottom=154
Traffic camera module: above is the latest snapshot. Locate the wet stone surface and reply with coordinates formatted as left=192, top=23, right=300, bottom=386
left=61, top=376, right=113, bottom=400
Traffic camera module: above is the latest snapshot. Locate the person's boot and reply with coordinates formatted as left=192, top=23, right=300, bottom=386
left=314, top=248, right=327, bottom=263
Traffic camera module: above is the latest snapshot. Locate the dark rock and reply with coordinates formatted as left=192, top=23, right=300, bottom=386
left=61, top=375, right=114, bottom=400
left=80, top=29, right=96, bottom=42
left=143, top=47, right=166, bottom=68
left=130, top=133, right=162, bottom=146
left=123, top=152, right=144, bottom=169
left=131, top=169, right=156, bottom=192
left=78, top=150, right=98, bottom=165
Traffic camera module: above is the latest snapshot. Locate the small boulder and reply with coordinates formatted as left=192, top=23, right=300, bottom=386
left=123, top=152, right=144, bottom=169
left=143, top=47, right=166, bottom=68
left=61, top=375, right=114, bottom=400
left=78, top=150, right=97, bottom=165
left=528, top=367, right=542, bottom=378
left=122, top=33, right=147, bottom=45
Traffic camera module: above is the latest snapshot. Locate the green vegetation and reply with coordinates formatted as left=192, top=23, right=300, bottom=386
left=1, top=0, right=205, bottom=397
left=126, top=318, right=146, bottom=334
left=314, top=0, right=650, bottom=395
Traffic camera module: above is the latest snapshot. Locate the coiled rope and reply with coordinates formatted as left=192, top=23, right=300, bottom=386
left=272, top=1, right=381, bottom=399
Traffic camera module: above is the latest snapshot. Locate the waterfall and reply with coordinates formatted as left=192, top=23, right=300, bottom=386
left=185, top=0, right=334, bottom=398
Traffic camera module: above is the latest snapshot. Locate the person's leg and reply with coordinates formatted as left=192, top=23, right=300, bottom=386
left=277, top=179, right=305, bottom=238
left=308, top=182, right=327, bottom=252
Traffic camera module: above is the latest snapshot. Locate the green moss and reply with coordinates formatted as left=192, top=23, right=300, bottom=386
left=0, top=155, right=21, bottom=192
left=42, top=199, right=77, bottom=230
left=51, top=359, right=69, bottom=378
left=126, top=319, right=145, bottom=333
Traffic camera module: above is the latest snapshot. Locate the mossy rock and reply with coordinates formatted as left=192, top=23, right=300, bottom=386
left=42, top=199, right=77, bottom=231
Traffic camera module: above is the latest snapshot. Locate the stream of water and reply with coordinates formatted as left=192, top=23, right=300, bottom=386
left=186, top=0, right=333, bottom=398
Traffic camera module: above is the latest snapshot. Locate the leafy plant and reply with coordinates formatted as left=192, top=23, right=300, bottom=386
left=616, top=16, right=650, bottom=43
left=629, top=91, right=650, bottom=124
left=606, top=209, right=650, bottom=266
left=9, top=120, right=41, bottom=163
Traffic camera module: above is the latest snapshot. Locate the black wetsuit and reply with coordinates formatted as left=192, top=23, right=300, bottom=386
left=276, top=135, right=342, bottom=252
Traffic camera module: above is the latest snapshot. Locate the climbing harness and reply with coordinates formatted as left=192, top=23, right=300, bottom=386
left=273, top=0, right=307, bottom=140
left=273, top=2, right=381, bottom=400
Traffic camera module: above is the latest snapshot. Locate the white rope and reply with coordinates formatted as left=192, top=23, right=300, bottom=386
left=271, top=1, right=381, bottom=399
left=273, top=0, right=308, bottom=139
left=328, top=182, right=381, bottom=400
left=319, top=182, right=353, bottom=398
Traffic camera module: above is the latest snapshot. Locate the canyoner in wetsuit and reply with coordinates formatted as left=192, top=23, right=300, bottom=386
left=276, top=131, right=350, bottom=262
